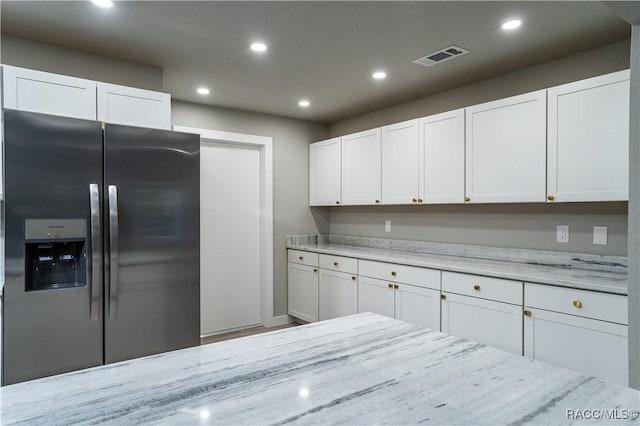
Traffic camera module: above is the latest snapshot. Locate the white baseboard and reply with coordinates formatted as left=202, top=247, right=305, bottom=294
left=268, top=315, right=293, bottom=327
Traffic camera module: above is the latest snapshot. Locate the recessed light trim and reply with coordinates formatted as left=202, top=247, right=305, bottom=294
left=91, top=0, right=114, bottom=8
left=197, top=87, right=210, bottom=95
left=250, top=42, right=268, bottom=52
left=501, top=19, right=522, bottom=30
left=298, top=100, right=311, bottom=108
left=372, top=71, right=387, bottom=80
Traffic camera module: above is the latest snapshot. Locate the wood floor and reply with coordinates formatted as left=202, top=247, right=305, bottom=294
left=200, top=323, right=299, bottom=345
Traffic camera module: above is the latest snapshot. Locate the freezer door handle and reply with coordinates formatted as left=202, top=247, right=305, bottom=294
left=108, top=184, right=119, bottom=318
left=89, top=183, right=101, bottom=321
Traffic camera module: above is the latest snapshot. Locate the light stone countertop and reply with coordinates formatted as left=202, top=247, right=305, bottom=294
left=287, top=242, right=628, bottom=295
left=1, top=313, right=637, bottom=425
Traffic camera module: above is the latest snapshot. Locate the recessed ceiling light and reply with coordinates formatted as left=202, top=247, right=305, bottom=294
left=372, top=71, right=387, bottom=80
left=91, top=0, right=114, bottom=8
left=250, top=42, right=268, bottom=52
left=501, top=19, right=522, bottom=30
left=197, top=87, right=210, bottom=95
left=298, top=100, right=310, bottom=108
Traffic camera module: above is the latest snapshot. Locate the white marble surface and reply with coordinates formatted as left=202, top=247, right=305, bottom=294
left=1, top=313, right=637, bottom=425
left=287, top=239, right=628, bottom=295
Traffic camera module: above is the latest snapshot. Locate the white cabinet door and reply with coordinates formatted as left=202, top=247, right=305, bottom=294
left=442, top=293, right=523, bottom=355
left=341, top=128, right=381, bottom=205
left=358, top=276, right=395, bottom=319
left=547, top=70, right=630, bottom=202
left=395, top=283, right=440, bottom=330
left=465, top=90, right=546, bottom=203
left=381, top=119, right=420, bottom=205
left=524, top=308, right=628, bottom=386
left=2, top=65, right=97, bottom=120
left=288, top=263, right=319, bottom=323
left=420, top=109, right=465, bottom=204
left=319, top=269, right=358, bottom=320
left=309, top=137, right=342, bottom=206
left=97, top=82, right=171, bottom=130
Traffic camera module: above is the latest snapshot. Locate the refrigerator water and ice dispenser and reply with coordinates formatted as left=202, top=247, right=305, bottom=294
left=24, top=219, right=87, bottom=291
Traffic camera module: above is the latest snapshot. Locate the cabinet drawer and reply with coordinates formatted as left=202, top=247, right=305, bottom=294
left=319, top=254, right=358, bottom=274
left=359, top=260, right=440, bottom=290
left=525, top=283, right=627, bottom=325
left=288, top=250, right=318, bottom=267
left=442, top=272, right=522, bottom=305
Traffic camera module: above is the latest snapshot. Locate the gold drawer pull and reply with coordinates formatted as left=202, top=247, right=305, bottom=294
left=299, top=256, right=304, bottom=260
left=573, top=300, right=582, bottom=308
left=473, top=285, right=480, bottom=291
left=440, top=294, right=447, bottom=300
left=412, top=198, right=417, bottom=203
left=352, top=276, right=356, bottom=281
left=391, top=271, right=397, bottom=277
left=375, top=199, right=381, bottom=204
left=333, top=261, right=338, bottom=266
left=394, top=284, right=399, bottom=289
left=336, top=200, right=340, bottom=205
left=418, top=198, right=423, bottom=203
left=547, top=195, right=555, bottom=201
left=388, top=283, right=393, bottom=289
left=313, top=268, right=318, bottom=272
left=524, top=310, right=532, bottom=317
left=464, top=196, right=470, bottom=202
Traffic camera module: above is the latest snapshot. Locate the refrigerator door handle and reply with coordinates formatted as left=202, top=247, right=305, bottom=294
left=89, top=183, right=101, bottom=321
left=108, top=185, right=119, bottom=318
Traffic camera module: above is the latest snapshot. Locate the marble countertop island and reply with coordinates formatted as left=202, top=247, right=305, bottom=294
left=288, top=236, right=628, bottom=295
left=2, top=313, right=638, bottom=425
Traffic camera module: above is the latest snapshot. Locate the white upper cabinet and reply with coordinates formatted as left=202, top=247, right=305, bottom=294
left=381, top=119, right=420, bottom=205
left=420, top=109, right=465, bottom=204
left=97, top=82, right=171, bottom=130
left=341, top=128, right=382, bottom=205
left=309, top=137, right=342, bottom=206
left=465, top=90, right=546, bottom=203
left=2, top=65, right=97, bottom=120
left=547, top=70, right=630, bottom=202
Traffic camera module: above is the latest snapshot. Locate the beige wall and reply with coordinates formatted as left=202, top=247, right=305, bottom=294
left=1, top=35, right=163, bottom=91
left=326, top=38, right=632, bottom=256
left=171, top=101, right=329, bottom=315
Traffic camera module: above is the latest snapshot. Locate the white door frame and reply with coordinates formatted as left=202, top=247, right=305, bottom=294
left=173, top=125, right=276, bottom=327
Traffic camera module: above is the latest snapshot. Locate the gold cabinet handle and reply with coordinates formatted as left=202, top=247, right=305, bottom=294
left=394, top=284, right=399, bottom=289
left=313, top=268, right=318, bottom=272
left=352, top=276, right=356, bottom=281
left=524, top=310, right=532, bottom=317
left=464, top=196, right=470, bottom=202
left=547, top=195, right=555, bottom=201
left=388, top=283, right=393, bottom=289
left=440, top=294, right=447, bottom=300
left=333, top=261, right=338, bottom=266
left=375, top=199, right=381, bottom=204
left=573, top=300, right=582, bottom=308
left=412, top=198, right=417, bottom=203
left=473, top=284, right=481, bottom=291
left=336, top=200, right=341, bottom=205
left=418, top=198, right=423, bottom=203
left=391, top=271, right=397, bottom=277
left=299, top=256, right=304, bottom=260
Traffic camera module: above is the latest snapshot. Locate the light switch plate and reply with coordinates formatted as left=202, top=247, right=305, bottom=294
left=557, top=225, right=569, bottom=243
left=385, top=220, right=391, bottom=233
left=593, top=226, right=608, bottom=245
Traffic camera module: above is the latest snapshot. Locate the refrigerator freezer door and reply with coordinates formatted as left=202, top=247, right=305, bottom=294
left=3, top=110, right=104, bottom=385
left=103, top=124, right=200, bottom=364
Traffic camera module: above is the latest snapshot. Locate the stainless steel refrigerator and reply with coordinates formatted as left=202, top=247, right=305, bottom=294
left=2, top=109, right=200, bottom=385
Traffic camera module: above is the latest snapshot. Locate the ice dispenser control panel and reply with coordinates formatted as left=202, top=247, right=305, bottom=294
left=25, top=219, right=87, bottom=291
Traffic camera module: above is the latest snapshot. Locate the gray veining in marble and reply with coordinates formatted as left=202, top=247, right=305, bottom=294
left=1, top=313, right=638, bottom=425
left=287, top=235, right=628, bottom=295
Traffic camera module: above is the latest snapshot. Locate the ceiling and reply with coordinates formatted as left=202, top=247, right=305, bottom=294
left=0, top=1, right=631, bottom=123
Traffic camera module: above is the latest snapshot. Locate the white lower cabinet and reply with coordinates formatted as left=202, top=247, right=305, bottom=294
left=523, top=283, right=628, bottom=386
left=441, top=293, right=523, bottom=355
left=287, top=262, right=319, bottom=323
left=319, top=269, right=358, bottom=321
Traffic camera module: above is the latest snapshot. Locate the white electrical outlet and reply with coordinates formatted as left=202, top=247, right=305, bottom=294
left=385, top=220, right=391, bottom=233
left=593, top=226, right=608, bottom=245
left=557, top=225, right=569, bottom=243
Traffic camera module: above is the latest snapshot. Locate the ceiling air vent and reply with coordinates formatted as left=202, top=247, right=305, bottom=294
left=412, top=45, right=469, bottom=67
